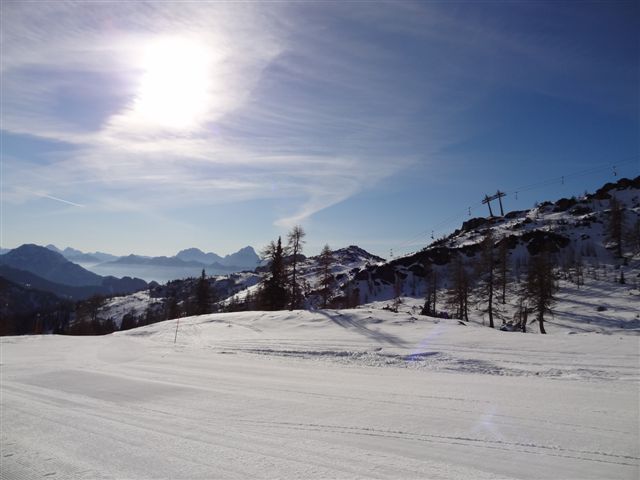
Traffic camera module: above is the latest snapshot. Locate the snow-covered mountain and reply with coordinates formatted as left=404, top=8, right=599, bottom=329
left=352, top=177, right=640, bottom=301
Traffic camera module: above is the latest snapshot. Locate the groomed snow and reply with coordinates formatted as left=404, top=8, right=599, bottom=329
left=2, top=309, right=638, bottom=479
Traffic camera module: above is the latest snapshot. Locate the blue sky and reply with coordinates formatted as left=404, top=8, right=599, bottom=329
left=1, top=1, right=638, bottom=258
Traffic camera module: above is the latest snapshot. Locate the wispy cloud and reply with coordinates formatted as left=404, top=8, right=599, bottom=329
left=2, top=1, right=636, bottom=232
left=12, top=186, right=84, bottom=208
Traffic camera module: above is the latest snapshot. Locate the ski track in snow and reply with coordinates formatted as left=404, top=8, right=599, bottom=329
left=1, top=309, right=639, bottom=479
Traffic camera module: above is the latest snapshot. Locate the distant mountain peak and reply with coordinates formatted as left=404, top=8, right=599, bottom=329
left=46, top=244, right=62, bottom=253
left=175, top=246, right=259, bottom=269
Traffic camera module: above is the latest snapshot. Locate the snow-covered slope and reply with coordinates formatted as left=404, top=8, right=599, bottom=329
left=347, top=177, right=640, bottom=321
left=219, top=245, right=385, bottom=308
left=2, top=310, right=638, bottom=479
left=98, top=291, right=165, bottom=329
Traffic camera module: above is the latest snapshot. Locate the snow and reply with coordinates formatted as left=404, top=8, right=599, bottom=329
left=2, top=309, right=638, bottom=479
left=99, top=291, right=163, bottom=328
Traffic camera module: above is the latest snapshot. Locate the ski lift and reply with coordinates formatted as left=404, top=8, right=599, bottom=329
left=431, top=230, right=435, bottom=240
left=613, top=166, right=617, bottom=177
left=468, top=207, right=471, bottom=216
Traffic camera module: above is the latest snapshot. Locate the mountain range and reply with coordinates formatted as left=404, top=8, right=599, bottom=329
left=45, top=245, right=118, bottom=264
left=39, top=244, right=261, bottom=283
left=0, top=245, right=148, bottom=300
left=0, top=243, right=262, bottom=302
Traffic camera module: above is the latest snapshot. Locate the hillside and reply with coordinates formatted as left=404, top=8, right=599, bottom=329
left=94, top=246, right=382, bottom=329
left=341, top=177, right=639, bottom=328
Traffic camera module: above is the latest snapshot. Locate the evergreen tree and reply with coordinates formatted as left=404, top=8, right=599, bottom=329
left=195, top=269, right=210, bottom=315
left=420, top=261, right=438, bottom=316
left=167, top=296, right=180, bottom=319
left=608, top=197, right=624, bottom=258
left=574, top=253, right=584, bottom=288
left=525, top=252, right=556, bottom=334
left=476, top=230, right=498, bottom=328
left=447, top=255, right=471, bottom=321
left=287, top=225, right=306, bottom=310
left=515, top=296, right=529, bottom=333
left=244, top=290, right=254, bottom=311
left=166, top=289, right=180, bottom=319
left=120, top=309, right=138, bottom=331
left=318, top=244, right=335, bottom=308
left=626, top=218, right=640, bottom=255
left=260, top=237, right=288, bottom=310
left=497, top=238, right=510, bottom=304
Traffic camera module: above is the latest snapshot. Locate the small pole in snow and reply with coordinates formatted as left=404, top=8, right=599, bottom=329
left=174, top=318, right=180, bottom=344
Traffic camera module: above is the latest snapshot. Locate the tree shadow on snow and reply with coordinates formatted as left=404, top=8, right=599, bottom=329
left=315, top=310, right=409, bottom=347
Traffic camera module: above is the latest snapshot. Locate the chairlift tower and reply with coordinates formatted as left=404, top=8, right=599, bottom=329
left=482, top=190, right=507, bottom=217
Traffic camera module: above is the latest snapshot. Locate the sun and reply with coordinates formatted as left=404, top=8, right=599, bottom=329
left=133, top=37, right=212, bottom=130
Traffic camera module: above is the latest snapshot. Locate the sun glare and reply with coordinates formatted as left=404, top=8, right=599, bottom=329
left=134, top=38, right=212, bottom=130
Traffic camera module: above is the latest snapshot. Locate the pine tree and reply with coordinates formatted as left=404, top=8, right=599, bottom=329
left=626, top=218, right=640, bottom=255
left=260, top=237, right=288, bottom=310
left=244, top=290, right=255, bottom=311
left=525, top=252, right=556, bottom=334
left=287, top=225, right=306, bottom=310
left=195, top=269, right=210, bottom=315
left=608, top=197, right=624, bottom=258
left=476, top=230, right=498, bottom=328
left=447, top=255, right=471, bottom=321
left=515, top=296, right=529, bottom=333
left=420, top=261, right=433, bottom=316
left=420, top=261, right=439, bottom=317
left=318, top=244, right=335, bottom=308
left=574, top=253, right=584, bottom=288
left=497, top=238, right=509, bottom=304
left=166, top=289, right=180, bottom=319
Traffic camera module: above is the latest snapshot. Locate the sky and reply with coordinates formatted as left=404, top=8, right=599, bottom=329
left=1, top=1, right=638, bottom=259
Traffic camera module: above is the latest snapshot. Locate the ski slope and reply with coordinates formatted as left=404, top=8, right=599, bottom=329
left=1, top=309, right=638, bottom=479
